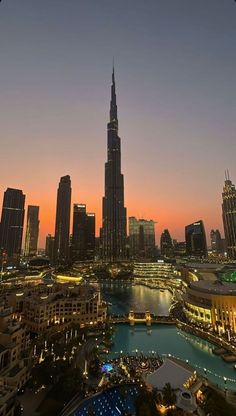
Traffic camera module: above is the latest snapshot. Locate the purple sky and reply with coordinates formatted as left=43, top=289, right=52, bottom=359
left=0, top=0, right=235, bottom=247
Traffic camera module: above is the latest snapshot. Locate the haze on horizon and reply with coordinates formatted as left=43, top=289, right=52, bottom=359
left=0, top=0, right=236, bottom=248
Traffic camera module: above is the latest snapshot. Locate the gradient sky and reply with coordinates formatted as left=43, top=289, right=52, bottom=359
left=0, top=0, right=236, bottom=248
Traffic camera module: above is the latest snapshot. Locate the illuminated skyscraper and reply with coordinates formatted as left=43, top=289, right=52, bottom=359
left=101, top=68, right=127, bottom=261
left=24, top=205, right=39, bottom=257
left=160, top=229, right=173, bottom=257
left=222, top=172, right=236, bottom=259
left=129, top=217, right=156, bottom=260
left=185, top=220, right=207, bottom=258
left=0, top=188, right=25, bottom=263
left=54, top=175, right=71, bottom=263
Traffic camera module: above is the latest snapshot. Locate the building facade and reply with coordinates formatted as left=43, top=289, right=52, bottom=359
left=133, top=260, right=174, bottom=278
left=71, top=204, right=95, bottom=261
left=184, top=280, right=236, bottom=334
left=0, top=305, right=30, bottom=391
left=160, top=229, right=173, bottom=257
left=101, top=68, right=127, bottom=261
left=53, top=175, right=71, bottom=263
left=45, top=234, right=55, bottom=262
left=129, top=217, right=156, bottom=259
left=185, top=220, right=207, bottom=258
left=210, top=229, right=223, bottom=254
left=0, top=188, right=25, bottom=264
left=24, top=205, right=39, bottom=257
left=86, top=213, right=96, bottom=260
left=6, top=283, right=107, bottom=334
left=222, top=174, right=236, bottom=259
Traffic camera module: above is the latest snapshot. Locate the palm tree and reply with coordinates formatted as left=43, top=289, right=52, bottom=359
left=162, top=382, right=176, bottom=407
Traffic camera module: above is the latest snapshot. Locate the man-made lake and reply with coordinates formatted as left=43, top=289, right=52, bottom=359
left=101, top=282, right=236, bottom=390
left=101, top=282, right=172, bottom=315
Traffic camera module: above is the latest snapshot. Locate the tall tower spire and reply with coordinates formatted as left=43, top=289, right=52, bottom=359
left=110, top=64, right=118, bottom=122
left=101, top=69, right=127, bottom=261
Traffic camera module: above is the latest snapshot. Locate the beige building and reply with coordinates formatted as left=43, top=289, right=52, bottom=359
left=6, top=282, right=107, bottom=334
left=133, top=261, right=175, bottom=278
left=0, top=306, right=30, bottom=390
left=184, top=280, right=236, bottom=333
left=0, top=384, right=18, bottom=416
left=0, top=305, right=30, bottom=416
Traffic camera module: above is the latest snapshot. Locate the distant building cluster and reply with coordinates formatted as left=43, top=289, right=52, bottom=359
left=0, top=72, right=236, bottom=268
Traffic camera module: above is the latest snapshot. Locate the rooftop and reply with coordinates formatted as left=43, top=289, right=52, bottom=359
left=146, top=358, right=194, bottom=390
left=189, top=280, right=236, bottom=295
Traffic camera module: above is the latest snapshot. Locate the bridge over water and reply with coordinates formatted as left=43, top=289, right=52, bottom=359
left=109, top=311, right=175, bottom=326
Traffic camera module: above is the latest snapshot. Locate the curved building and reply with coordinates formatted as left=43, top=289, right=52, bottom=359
left=184, top=280, right=236, bottom=333
left=133, top=261, right=174, bottom=278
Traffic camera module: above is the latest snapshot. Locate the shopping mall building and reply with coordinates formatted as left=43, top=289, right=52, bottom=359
left=184, top=280, right=236, bottom=333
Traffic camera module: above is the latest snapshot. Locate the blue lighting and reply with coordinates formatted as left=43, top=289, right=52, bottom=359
left=71, top=384, right=139, bottom=416
left=101, top=363, right=113, bottom=374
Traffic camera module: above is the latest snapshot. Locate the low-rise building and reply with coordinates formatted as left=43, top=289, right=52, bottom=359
left=0, top=305, right=30, bottom=391
left=6, top=282, right=107, bottom=334
left=133, top=260, right=175, bottom=278
left=0, top=384, right=19, bottom=416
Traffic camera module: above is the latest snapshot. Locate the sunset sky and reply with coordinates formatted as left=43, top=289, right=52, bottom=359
left=0, top=0, right=236, bottom=248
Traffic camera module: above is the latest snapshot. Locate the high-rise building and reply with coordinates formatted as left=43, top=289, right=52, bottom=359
left=210, top=229, right=223, bottom=254
left=160, top=229, right=173, bottom=257
left=101, top=68, right=127, bottom=261
left=0, top=188, right=25, bottom=263
left=87, top=213, right=96, bottom=260
left=173, top=240, right=186, bottom=257
left=71, top=204, right=95, bottom=261
left=185, top=220, right=207, bottom=258
left=24, top=205, right=39, bottom=257
left=53, top=175, right=71, bottom=263
left=222, top=173, right=236, bottom=259
left=45, top=234, right=55, bottom=262
left=71, top=204, right=87, bottom=261
left=129, top=217, right=156, bottom=260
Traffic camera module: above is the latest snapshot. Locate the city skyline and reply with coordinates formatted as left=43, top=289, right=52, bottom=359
left=0, top=1, right=236, bottom=246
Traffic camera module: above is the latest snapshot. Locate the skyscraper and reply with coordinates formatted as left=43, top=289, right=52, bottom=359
left=185, top=220, right=207, bottom=258
left=160, top=229, right=173, bottom=257
left=71, top=204, right=95, bottom=261
left=210, top=229, right=223, bottom=254
left=129, top=217, right=156, bottom=260
left=222, top=173, right=236, bottom=259
left=101, top=68, right=127, bottom=261
left=54, top=175, right=71, bottom=263
left=45, top=234, right=55, bottom=262
left=0, top=188, right=25, bottom=263
left=86, top=213, right=96, bottom=260
left=71, top=204, right=87, bottom=261
left=24, top=205, right=39, bottom=257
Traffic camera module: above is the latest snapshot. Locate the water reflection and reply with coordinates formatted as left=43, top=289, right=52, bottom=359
left=100, top=283, right=172, bottom=315
left=101, top=283, right=236, bottom=391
